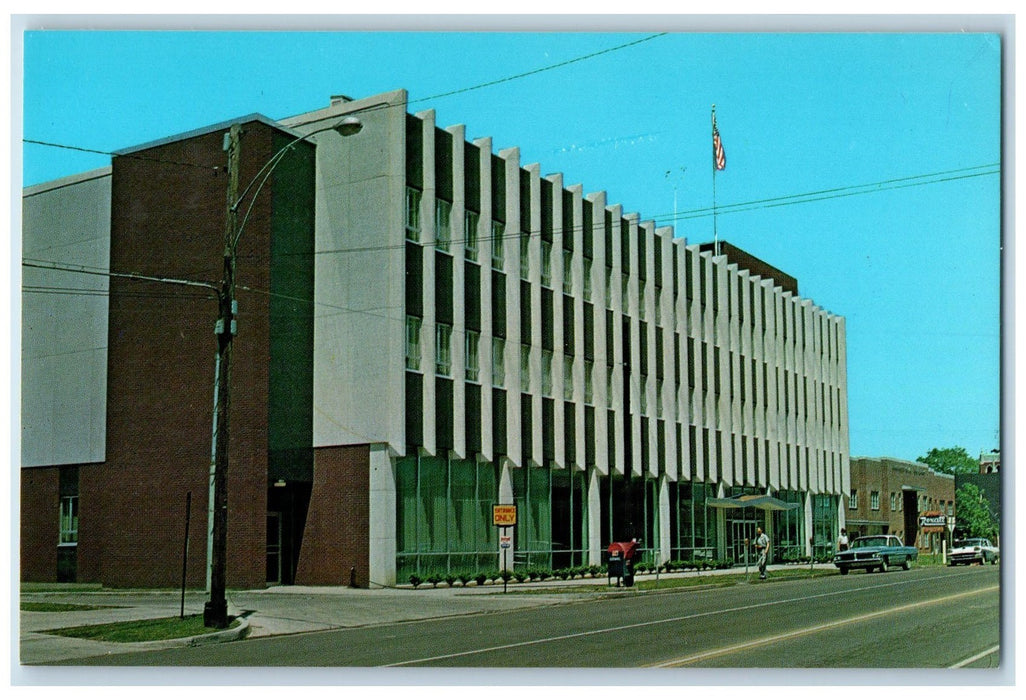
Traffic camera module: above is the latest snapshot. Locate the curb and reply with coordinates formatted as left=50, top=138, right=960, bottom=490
left=120, top=616, right=250, bottom=651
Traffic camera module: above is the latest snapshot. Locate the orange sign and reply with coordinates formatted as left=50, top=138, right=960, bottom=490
left=493, top=504, right=517, bottom=527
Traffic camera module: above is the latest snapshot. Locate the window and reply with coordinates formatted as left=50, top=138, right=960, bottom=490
left=492, top=337, right=505, bottom=387
left=520, top=345, right=531, bottom=391
left=465, top=330, right=479, bottom=382
left=435, top=324, right=452, bottom=376
left=59, top=495, right=78, bottom=545
left=405, top=188, right=422, bottom=241
left=890, top=492, right=897, bottom=511
left=622, top=274, right=629, bottom=310
left=849, top=490, right=858, bottom=509
left=639, top=283, right=646, bottom=319
left=435, top=200, right=452, bottom=252
left=464, top=211, right=480, bottom=261
left=584, top=362, right=594, bottom=404
left=564, top=355, right=574, bottom=400
left=405, top=316, right=421, bottom=370
left=491, top=222, right=505, bottom=269
left=607, top=367, right=615, bottom=406
left=541, top=240, right=553, bottom=287
left=563, top=250, right=573, bottom=294
left=656, top=379, right=664, bottom=418
left=605, top=268, right=613, bottom=308
left=583, top=259, right=593, bottom=301
left=520, top=235, right=530, bottom=279
left=870, top=491, right=880, bottom=511
left=542, top=350, right=553, bottom=396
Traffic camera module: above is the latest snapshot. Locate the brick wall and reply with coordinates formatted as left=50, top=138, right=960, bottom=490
left=91, top=122, right=282, bottom=588
left=847, top=457, right=955, bottom=546
left=296, top=445, right=371, bottom=586
left=20, top=467, right=59, bottom=581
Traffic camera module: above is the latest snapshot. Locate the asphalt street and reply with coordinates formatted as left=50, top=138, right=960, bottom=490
left=21, top=563, right=1003, bottom=682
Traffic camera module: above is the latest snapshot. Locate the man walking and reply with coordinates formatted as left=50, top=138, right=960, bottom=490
left=754, top=527, right=770, bottom=580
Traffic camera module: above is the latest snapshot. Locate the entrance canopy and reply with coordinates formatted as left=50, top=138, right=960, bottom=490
left=707, top=494, right=800, bottom=511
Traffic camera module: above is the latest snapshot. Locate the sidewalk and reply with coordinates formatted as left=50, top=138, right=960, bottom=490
left=18, top=563, right=831, bottom=665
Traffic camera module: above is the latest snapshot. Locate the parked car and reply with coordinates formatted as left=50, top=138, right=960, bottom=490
left=833, top=535, right=918, bottom=575
left=948, top=538, right=999, bottom=566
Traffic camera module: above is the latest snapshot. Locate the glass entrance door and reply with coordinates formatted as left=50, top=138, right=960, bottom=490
left=266, top=512, right=282, bottom=584
left=730, top=519, right=759, bottom=565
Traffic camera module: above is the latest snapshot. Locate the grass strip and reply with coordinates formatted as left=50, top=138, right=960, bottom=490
left=21, top=602, right=123, bottom=613
left=45, top=614, right=238, bottom=643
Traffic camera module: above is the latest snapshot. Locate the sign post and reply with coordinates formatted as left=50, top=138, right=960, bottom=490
left=493, top=504, right=517, bottom=594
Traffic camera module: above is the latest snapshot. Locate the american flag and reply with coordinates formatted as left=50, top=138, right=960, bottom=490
left=713, top=116, right=726, bottom=171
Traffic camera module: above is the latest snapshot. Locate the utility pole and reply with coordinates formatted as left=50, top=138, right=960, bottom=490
left=204, top=123, right=240, bottom=629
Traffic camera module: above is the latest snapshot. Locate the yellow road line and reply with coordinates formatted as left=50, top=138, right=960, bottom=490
left=950, top=644, right=1001, bottom=668
left=649, top=584, right=999, bottom=668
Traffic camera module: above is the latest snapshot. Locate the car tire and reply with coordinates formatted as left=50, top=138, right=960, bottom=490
left=839, top=567, right=849, bottom=575
left=879, top=558, right=889, bottom=573
left=901, top=556, right=911, bottom=570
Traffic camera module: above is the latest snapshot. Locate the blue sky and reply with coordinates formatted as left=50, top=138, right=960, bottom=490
left=17, top=23, right=1004, bottom=463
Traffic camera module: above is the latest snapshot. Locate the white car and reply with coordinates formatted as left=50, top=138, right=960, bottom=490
left=949, top=537, right=999, bottom=566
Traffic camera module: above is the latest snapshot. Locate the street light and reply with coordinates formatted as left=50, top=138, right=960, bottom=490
left=203, top=115, right=363, bottom=628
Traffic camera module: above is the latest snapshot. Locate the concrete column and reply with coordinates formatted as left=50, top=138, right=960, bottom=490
left=587, top=466, right=603, bottom=565
left=658, top=475, right=671, bottom=566
left=498, top=457, right=515, bottom=569
left=368, top=444, right=397, bottom=587
left=804, top=491, right=814, bottom=558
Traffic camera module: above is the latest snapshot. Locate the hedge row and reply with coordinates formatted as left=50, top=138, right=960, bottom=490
left=407, top=559, right=737, bottom=588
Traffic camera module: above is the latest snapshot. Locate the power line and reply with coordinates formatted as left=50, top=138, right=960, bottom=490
left=23, top=259, right=219, bottom=291
left=408, top=33, right=667, bottom=106
left=24, top=160, right=1000, bottom=293
left=23, top=139, right=221, bottom=174
left=308, top=163, right=1001, bottom=258
left=23, top=33, right=668, bottom=173
left=664, top=165, right=1000, bottom=224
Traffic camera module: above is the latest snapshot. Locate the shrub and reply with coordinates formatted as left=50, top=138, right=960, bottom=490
left=474, top=572, right=487, bottom=586
left=444, top=573, right=457, bottom=587
left=514, top=570, right=527, bottom=583
left=499, top=569, right=513, bottom=583
left=426, top=572, right=443, bottom=588
left=588, top=564, right=602, bottom=578
left=457, top=572, right=472, bottom=587
left=409, top=574, right=423, bottom=589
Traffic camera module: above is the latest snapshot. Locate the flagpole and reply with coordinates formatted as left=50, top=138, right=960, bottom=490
left=711, top=104, right=719, bottom=256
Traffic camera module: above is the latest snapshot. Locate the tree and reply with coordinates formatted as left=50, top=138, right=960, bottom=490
left=917, top=446, right=978, bottom=476
left=955, top=483, right=998, bottom=541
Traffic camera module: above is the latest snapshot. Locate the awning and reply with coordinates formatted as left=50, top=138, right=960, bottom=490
left=707, top=494, right=800, bottom=511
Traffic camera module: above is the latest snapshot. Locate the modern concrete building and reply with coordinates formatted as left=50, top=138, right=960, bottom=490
left=21, top=89, right=850, bottom=588
left=846, top=457, right=955, bottom=551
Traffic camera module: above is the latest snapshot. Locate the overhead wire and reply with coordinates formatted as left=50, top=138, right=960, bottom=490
left=22, top=32, right=669, bottom=176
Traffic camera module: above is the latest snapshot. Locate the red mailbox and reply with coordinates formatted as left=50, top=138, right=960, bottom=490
left=607, top=539, right=640, bottom=587
left=607, top=540, right=640, bottom=561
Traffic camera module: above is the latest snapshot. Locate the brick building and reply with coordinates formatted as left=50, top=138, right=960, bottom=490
left=22, top=90, right=850, bottom=588
left=845, top=457, right=955, bottom=551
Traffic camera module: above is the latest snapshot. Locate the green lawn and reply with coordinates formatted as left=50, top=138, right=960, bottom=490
left=44, top=615, right=240, bottom=643
left=21, top=602, right=123, bottom=613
